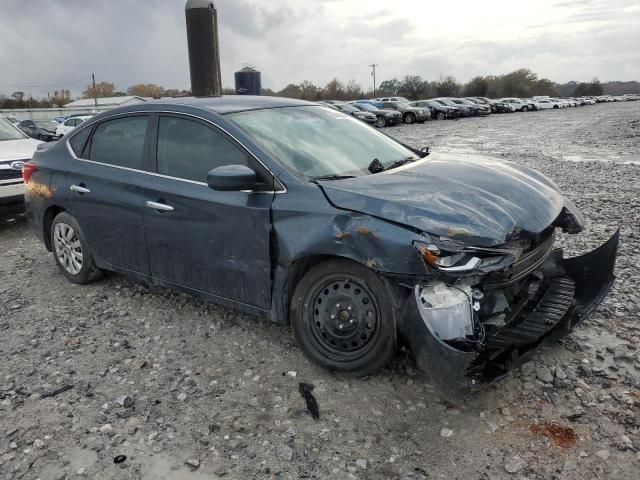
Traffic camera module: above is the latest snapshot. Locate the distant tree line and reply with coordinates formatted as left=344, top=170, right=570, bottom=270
left=2, top=71, right=638, bottom=109
left=259, top=69, right=613, bottom=101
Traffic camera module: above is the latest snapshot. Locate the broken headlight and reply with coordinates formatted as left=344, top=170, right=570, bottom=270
left=414, top=240, right=521, bottom=274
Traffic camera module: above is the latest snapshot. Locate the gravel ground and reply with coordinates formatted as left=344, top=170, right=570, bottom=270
left=1, top=101, right=639, bottom=480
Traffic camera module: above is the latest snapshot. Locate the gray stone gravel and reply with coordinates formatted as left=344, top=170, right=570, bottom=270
left=0, top=101, right=639, bottom=479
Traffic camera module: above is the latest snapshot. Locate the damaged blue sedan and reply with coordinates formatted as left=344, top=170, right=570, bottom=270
left=23, top=96, right=618, bottom=399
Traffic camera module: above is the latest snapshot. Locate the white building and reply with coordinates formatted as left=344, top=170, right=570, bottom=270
left=63, top=96, right=147, bottom=108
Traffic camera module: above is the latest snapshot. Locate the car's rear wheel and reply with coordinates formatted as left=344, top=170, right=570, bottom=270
left=375, top=115, right=387, bottom=127
left=403, top=113, right=416, bottom=124
left=51, top=212, right=102, bottom=284
left=290, top=259, right=395, bottom=375
left=521, top=106, right=529, bottom=112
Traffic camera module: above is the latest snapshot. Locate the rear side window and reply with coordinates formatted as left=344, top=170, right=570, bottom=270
left=156, top=116, right=249, bottom=183
left=89, top=116, right=149, bottom=169
left=69, top=127, right=92, bottom=158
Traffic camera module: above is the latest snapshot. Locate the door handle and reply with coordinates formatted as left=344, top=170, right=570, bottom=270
left=146, top=200, right=174, bottom=212
left=70, top=184, right=90, bottom=194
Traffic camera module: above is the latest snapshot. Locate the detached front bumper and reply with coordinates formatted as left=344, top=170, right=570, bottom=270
left=404, top=230, right=619, bottom=401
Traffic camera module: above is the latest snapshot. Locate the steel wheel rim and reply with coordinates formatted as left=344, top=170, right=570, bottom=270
left=53, top=222, right=83, bottom=275
left=307, top=274, right=381, bottom=361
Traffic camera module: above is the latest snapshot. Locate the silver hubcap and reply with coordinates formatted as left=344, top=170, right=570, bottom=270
left=53, top=222, right=83, bottom=275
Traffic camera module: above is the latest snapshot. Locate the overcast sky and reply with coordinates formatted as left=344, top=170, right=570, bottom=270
left=1, top=0, right=638, bottom=98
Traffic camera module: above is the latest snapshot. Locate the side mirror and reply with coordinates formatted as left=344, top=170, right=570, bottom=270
left=207, top=165, right=256, bottom=191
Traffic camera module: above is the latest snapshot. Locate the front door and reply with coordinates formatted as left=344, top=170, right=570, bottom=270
left=67, top=115, right=151, bottom=274
left=142, top=114, right=274, bottom=308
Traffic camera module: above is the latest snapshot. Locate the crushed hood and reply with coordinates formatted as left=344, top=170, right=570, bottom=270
left=319, top=152, right=565, bottom=247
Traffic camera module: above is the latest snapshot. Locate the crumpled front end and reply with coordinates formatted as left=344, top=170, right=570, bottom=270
left=403, top=230, right=619, bottom=401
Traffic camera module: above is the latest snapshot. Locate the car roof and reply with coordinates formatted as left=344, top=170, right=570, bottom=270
left=148, top=95, right=315, bottom=114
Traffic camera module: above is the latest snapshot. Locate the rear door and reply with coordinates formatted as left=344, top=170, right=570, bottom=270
left=66, top=115, right=151, bottom=274
left=141, top=114, right=274, bottom=308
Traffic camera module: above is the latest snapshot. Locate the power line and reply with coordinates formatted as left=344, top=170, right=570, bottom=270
left=0, top=76, right=93, bottom=88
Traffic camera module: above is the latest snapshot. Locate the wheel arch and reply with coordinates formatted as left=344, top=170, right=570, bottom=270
left=43, top=205, right=68, bottom=251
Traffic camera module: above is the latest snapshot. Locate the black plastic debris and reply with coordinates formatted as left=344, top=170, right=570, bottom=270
left=40, top=384, right=73, bottom=399
left=298, top=382, right=320, bottom=420
left=114, top=455, right=126, bottom=464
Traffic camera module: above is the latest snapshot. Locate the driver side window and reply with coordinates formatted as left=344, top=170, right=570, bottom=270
left=156, top=116, right=271, bottom=188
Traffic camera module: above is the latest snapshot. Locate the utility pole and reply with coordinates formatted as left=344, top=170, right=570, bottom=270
left=92, top=73, right=98, bottom=108
left=369, top=64, right=378, bottom=97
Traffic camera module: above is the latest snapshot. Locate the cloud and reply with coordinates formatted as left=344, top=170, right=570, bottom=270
left=0, top=0, right=637, bottom=99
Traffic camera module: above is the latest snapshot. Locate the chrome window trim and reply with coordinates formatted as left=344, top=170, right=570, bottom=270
left=65, top=109, right=287, bottom=194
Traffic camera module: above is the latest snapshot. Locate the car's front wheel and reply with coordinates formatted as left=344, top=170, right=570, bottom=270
left=290, top=259, right=395, bottom=375
left=403, top=113, right=416, bottom=124
left=375, top=115, right=387, bottom=127
left=51, top=212, right=102, bottom=284
left=521, top=106, right=529, bottom=112
left=436, top=112, right=445, bottom=120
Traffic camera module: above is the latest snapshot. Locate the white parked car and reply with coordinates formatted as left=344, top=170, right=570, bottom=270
left=55, top=115, right=93, bottom=138
left=375, top=96, right=410, bottom=103
left=0, top=117, right=41, bottom=204
left=499, top=98, right=533, bottom=111
left=533, top=98, right=558, bottom=110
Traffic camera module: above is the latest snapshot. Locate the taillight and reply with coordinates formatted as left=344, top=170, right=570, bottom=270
left=22, top=161, right=37, bottom=184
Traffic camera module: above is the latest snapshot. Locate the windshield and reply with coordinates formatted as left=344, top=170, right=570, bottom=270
left=0, top=117, right=28, bottom=141
left=336, top=104, right=359, bottom=113
left=358, top=103, right=378, bottom=112
left=229, top=106, right=418, bottom=179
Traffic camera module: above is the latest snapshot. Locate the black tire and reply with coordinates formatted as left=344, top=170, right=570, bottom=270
left=403, top=113, right=416, bottom=124
left=290, top=259, right=395, bottom=375
left=50, top=212, right=102, bottom=284
left=521, top=106, right=529, bottom=112
left=436, top=112, right=445, bottom=120
left=553, top=105, right=559, bottom=109
left=375, top=115, right=387, bottom=128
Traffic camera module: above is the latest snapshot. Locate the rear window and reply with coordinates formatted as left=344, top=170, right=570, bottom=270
left=89, top=116, right=149, bottom=169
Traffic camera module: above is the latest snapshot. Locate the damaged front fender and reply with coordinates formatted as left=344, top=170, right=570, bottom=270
left=404, top=230, right=619, bottom=401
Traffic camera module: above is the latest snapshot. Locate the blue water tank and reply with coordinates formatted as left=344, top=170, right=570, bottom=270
left=235, top=67, right=261, bottom=95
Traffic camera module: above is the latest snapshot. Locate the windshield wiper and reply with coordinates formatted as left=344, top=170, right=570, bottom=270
left=311, top=174, right=357, bottom=181
left=384, top=156, right=416, bottom=171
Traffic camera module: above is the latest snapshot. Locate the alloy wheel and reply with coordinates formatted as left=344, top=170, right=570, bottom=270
left=53, top=222, right=83, bottom=275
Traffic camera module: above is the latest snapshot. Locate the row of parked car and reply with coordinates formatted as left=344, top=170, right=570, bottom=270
left=320, top=94, right=640, bottom=127
left=4, top=113, right=94, bottom=142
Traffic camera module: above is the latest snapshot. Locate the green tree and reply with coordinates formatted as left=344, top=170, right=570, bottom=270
left=397, top=75, right=430, bottom=100
left=462, top=76, right=489, bottom=97
left=277, top=83, right=303, bottom=99
left=377, top=78, right=401, bottom=96
left=573, top=78, right=603, bottom=96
